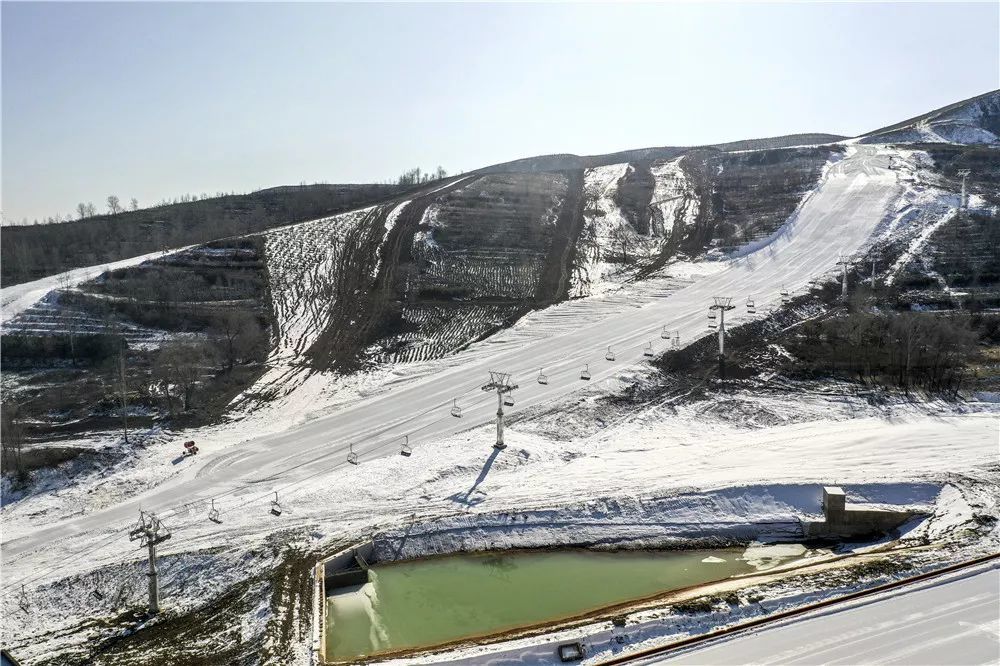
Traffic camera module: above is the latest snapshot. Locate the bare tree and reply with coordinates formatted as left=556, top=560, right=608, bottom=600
left=77, top=202, right=89, bottom=220
left=611, top=224, right=632, bottom=264
left=100, top=316, right=130, bottom=442
left=1, top=402, right=26, bottom=477
left=129, top=197, right=139, bottom=211
left=213, top=310, right=264, bottom=371
left=85, top=202, right=97, bottom=217
left=155, top=341, right=214, bottom=411
left=116, top=342, right=130, bottom=443
left=107, top=195, right=122, bottom=215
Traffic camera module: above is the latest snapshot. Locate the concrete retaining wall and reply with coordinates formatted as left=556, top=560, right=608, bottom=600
left=805, top=486, right=917, bottom=538
left=322, top=541, right=375, bottom=593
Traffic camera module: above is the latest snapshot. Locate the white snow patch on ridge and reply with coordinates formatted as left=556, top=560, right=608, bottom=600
left=571, top=163, right=632, bottom=298
left=650, top=156, right=697, bottom=238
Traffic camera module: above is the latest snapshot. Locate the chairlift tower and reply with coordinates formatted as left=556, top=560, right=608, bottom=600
left=128, top=510, right=171, bottom=615
left=709, top=296, right=736, bottom=379
left=957, top=169, right=971, bottom=211
left=836, top=253, right=854, bottom=300
left=482, top=370, right=518, bottom=450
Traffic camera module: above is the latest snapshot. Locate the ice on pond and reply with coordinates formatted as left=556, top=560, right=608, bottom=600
left=741, top=542, right=808, bottom=570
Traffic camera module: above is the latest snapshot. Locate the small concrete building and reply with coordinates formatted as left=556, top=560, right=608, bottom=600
left=806, top=486, right=917, bottom=538
left=823, top=486, right=846, bottom=518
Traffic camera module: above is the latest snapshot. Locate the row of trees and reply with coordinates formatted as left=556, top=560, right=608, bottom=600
left=790, top=311, right=978, bottom=394
left=17, top=191, right=246, bottom=226
left=2, top=184, right=401, bottom=286
left=15, top=169, right=451, bottom=226
left=397, top=166, right=448, bottom=186
left=96, top=311, right=268, bottom=445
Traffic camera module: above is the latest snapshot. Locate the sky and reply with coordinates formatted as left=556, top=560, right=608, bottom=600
left=2, top=1, right=998, bottom=224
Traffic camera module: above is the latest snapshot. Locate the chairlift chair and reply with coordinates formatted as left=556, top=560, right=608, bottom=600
left=347, top=443, right=359, bottom=465
left=450, top=398, right=462, bottom=418
left=746, top=297, right=756, bottom=315
left=503, top=394, right=514, bottom=407
left=605, top=346, right=615, bottom=361
left=400, top=435, right=412, bottom=457
left=270, top=491, right=282, bottom=516
left=208, top=498, right=221, bottom=524
left=580, top=364, right=591, bottom=381
left=661, top=325, right=670, bottom=339
left=643, top=341, right=654, bottom=357
left=671, top=333, right=680, bottom=350
left=537, top=367, right=548, bottom=385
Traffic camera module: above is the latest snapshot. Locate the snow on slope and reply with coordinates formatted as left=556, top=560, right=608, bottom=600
left=0, top=246, right=192, bottom=325
left=1, top=146, right=912, bottom=568
left=570, top=163, right=631, bottom=298
left=571, top=163, right=681, bottom=298
left=859, top=91, right=1000, bottom=145
left=4, top=144, right=992, bottom=663
left=650, top=157, right=698, bottom=238
left=3, top=394, right=997, bottom=662
left=225, top=206, right=388, bottom=415
left=261, top=206, right=375, bottom=363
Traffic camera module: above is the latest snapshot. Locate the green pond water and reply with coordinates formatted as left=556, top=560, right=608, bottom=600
left=324, top=548, right=755, bottom=660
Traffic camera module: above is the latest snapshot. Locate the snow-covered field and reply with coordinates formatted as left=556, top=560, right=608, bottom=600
left=3, top=380, right=998, bottom=663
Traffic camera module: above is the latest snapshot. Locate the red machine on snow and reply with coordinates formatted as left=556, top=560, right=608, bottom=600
left=182, top=440, right=199, bottom=456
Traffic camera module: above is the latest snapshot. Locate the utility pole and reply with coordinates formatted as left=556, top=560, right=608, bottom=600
left=118, top=339, right=129, bottom=444
left=709, top=297, right=736, bottom=379
left=481, top=370, right=518, bottom=450
left=128, top=511, right=171, bottom=615
left=957, top=169, right=971, bottom=211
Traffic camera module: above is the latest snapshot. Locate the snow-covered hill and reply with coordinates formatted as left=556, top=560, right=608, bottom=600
left=2, top=93, right=999, bottom=666
left=858, top=89, right=1000, bottom=145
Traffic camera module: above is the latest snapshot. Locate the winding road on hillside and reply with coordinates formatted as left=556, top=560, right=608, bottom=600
left=2, top=147, right=901, bottom=572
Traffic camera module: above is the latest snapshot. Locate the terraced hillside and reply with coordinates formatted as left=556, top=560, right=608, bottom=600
left=0, top=149, right=839, bottom=439
left=5, top=92, right=998, bottom=443
left=1, top=239, right=272, bottom=443
left=0, top=183, right=405, bottom=287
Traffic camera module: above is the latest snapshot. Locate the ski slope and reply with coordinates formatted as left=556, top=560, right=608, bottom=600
left=651, top=564, right=1000, bottom=665
left=1, top=146, right=902, bottom=566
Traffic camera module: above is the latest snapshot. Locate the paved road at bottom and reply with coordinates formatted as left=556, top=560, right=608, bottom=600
left=654, top=565, right=1000, bottom=665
